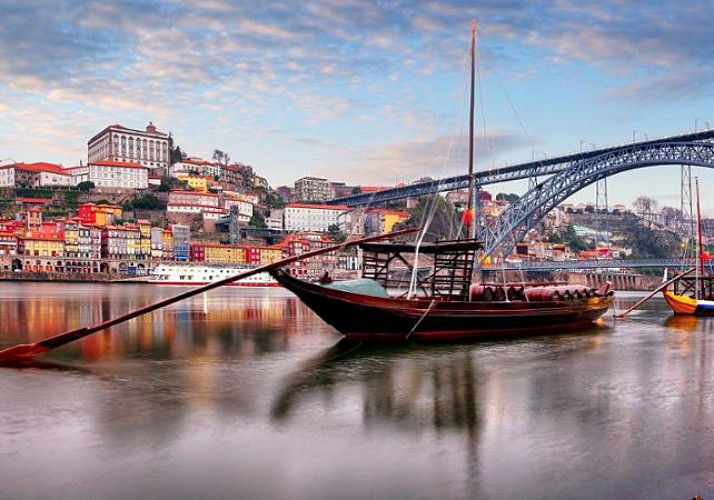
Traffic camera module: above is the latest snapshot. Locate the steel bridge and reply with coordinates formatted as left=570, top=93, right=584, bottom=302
left=327, top=129, right=714, bottom=265
left=487, top=258, right=702, bottom=272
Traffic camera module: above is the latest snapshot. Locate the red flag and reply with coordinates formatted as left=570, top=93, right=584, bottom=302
left=462, top=209, right=474, bottom=227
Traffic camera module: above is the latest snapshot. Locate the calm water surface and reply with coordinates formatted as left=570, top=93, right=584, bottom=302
left=1, top=282, right=714, bottom=500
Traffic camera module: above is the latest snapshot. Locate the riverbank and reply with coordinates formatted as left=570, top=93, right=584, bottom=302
left=0, top=271, right=150, bottom=283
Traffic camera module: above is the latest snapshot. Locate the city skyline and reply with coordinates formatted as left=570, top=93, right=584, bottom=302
left=3, top=1, right=714, bottom=213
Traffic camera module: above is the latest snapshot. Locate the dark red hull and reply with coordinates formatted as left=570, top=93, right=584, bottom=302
left=270, top=270, right=614, bottom=341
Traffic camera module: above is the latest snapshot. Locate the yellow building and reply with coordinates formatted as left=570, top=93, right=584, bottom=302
left=177, top=175, right=209, bottom=192
left=201, top=243, right=247, bottom=264
left=161, top=229, right=174, bottom=261
left=382, top=210, right=410, bottom=232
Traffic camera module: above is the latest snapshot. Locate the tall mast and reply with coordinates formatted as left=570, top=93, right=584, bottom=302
left=696, top=178, right=704, bottom=298
left=466, top=19, right=477, bottom=239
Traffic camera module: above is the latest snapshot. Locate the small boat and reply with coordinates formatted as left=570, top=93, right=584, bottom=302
left=270, top=21, right=614, bottom=341
left=662, top=178, right=714, bottom=315
left=150, top=263, right=279, bottom=287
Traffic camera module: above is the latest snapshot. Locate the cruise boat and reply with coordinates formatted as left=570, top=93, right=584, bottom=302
left=150, top=264, right=280, bottom=287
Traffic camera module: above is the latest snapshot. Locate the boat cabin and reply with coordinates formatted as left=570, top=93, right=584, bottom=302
left=359, top=238, right=482, bottom=299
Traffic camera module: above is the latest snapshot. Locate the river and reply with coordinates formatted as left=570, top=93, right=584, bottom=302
left=1, top=282, right=713, bottom=499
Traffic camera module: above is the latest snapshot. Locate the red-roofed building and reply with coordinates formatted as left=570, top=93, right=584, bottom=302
left=87, top=122, right=170, bottom=174
left=0, top=162, right=73, bottom=188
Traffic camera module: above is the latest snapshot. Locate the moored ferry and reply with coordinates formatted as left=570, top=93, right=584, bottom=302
left=150, top=264, right=279, bottom=287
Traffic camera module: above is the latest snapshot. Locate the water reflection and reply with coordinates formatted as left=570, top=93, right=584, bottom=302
left=0, top=283, right=324, bottom=361
left=272, top=342, right=480, bottom=432
left=4, top=286, right=714, bottom=499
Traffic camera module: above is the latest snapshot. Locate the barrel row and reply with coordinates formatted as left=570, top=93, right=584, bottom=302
left=469, top=284, right=601, bottom=302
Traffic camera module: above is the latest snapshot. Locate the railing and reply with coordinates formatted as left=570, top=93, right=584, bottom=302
left=484, top=258, right=699, bottom=271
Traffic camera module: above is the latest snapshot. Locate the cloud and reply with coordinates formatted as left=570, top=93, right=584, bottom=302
left=318, top=130, right=529, bottom=185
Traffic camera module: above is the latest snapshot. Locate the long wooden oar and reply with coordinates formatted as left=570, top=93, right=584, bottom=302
left=0, top=227, right=419, bottom=363
left=616, top=267, right=695, bottom=319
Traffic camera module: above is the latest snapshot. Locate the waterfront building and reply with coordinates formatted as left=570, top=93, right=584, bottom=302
left=17, top=227, right=65, bottom=272
left=68, top=160, right=149, bottom=190
left=277, top=232, right=335, bottom=279
left=87, top=122, right=170, bottom=174
left=0, top=231, right=18, bottom=269
left=171, top=224, right=190, bottom=261
left=283, top=203, right=349, bottom=233
left=102, top=225, right=145, bottom=261
left=294, top=177, right=334, bottom=202
left=241, top=245, right=283, bottom=265
left=190, top=242, right=247, bottom=264
left=161, top=228, right=175, bottom=261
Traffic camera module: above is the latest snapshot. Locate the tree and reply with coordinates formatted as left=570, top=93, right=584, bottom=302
left=212, top=149, right=230, bottom=167
left=249, top=212, right=267, bottom=228
left=124, top=193, right=166, bottom=211
left=561, top=224, right=589, bottom=252
left=633, top=196, right=658, bottom=220
left=327, top=223, right=346, bottom=242
left=77, top=181, right=95, bottom=192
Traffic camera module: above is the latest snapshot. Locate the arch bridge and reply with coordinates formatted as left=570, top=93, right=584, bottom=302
left=327, top=130, right=714, bottom=266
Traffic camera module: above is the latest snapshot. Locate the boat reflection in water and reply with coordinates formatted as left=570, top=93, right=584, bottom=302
left=0, top=283, right=315, bottom=361
left=272, top=341, right=481, bottom=432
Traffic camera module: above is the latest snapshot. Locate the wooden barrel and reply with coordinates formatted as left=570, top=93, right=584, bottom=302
left=469, top=284, right=495, bottom=301
left=524, top=287, right=561, bottom=301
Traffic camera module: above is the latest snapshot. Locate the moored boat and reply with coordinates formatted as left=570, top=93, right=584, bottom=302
left=270, top=239, right=614, bottom=341
left=662, top=178, right=714, bottom=315
left=269, top=21, right=614, bottom=340
left=150, top=264, right=279, bottom=287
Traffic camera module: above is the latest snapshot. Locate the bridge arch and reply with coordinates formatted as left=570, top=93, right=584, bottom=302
left=476, top=141, right=714, bottom=264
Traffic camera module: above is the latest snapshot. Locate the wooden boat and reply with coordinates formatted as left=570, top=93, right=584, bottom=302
left=270, top=239, right=614, bottom=341
left=662, top=179, right=714, bottom=315
left=270, top=22, right=614, bottom=341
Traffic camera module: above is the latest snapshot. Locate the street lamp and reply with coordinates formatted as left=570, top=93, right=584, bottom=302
left=695, top=118, right=710, bottom=132
left=580, top=140, right=596, bottom=152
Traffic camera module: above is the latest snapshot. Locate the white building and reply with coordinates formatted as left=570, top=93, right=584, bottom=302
left=68, top=161, right=149, bottom=190
left=294, top=177, right=334, bottom=202
left=169, top=157, right=222, bottom=178
left=0, top=162, right=73, bottom=188
left=284, top=203, right=349, bottom=232
left=88, top=122, right=170, bottom=173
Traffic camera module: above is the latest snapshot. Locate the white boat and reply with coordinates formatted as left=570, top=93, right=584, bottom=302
left=149, top=264, right=280, bottom=287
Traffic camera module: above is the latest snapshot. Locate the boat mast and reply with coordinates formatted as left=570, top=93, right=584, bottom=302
left=466, top=19, right=477, bottom=239
left=696, top=177, right=704, bottom=299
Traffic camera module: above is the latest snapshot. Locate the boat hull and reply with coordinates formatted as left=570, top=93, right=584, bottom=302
left=270, top=270, right=614, bottom=341
left=662, top=290, right=714, bottom=316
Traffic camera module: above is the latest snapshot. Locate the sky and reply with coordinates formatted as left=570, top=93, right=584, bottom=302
left=2, top=0, right=714, bottom=213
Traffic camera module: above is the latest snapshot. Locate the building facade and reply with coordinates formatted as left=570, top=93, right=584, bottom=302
left=283, top=203, right=349, bottom=233
left=294, top=177, right=334, bottom=202
left=69, top=161, right=149, bottom=190
left=87, top=122, right=170, bottom=174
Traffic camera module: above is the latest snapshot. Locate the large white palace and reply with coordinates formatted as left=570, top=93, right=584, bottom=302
left=87, top=122, right=171, bottom=174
